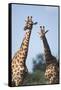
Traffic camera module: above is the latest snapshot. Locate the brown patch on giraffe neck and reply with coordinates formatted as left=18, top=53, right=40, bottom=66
left=41, top=35, right=56, bottom=65
left=16, top=29, right=32, bottom=65
left=21, top=30, right=31, bottom=49
left=42, top=35, right=51, bottom=58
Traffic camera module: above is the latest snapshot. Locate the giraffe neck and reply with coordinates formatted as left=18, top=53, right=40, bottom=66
left=21, top=29, right=31, bottom=48
left=42, top=35, right=52, bottom=63
left=20, top=29, right=32, bottom=61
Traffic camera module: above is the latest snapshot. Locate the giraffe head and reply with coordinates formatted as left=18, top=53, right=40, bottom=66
left=38, top=26, right=49, bottom=38
left=24, top=16, right=37, bottom=30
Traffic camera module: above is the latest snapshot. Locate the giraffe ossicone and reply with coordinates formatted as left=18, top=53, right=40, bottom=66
left=38, top=26, right=49, bottom=38
left=24, top=16, right=37, bottom=30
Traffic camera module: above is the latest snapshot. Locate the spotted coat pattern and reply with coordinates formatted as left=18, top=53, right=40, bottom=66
left=11, top=16, right=37, bottom=86
left=38, top=26, right=59, bottom=84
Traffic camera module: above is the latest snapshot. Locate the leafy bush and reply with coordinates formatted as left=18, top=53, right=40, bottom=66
left=23, top=53, right=48, bottom=85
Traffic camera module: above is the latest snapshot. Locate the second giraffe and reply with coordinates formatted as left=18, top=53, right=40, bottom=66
left=38, top=26, right=59, bottom=84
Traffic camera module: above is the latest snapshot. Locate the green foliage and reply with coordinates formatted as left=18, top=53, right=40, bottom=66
left=33, top=53, right=46, bottom=72
left=23, top=70, right=48, bottom=85
left=23, top=53, right=48, bottom=85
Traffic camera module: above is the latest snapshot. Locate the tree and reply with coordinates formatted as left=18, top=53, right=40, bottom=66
left=33, top=53, right=46, bottom=71
left=23, top=53, right=48, bottom=85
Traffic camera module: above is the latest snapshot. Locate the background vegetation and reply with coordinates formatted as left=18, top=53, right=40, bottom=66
left=23, top=53, right=48, bottom=85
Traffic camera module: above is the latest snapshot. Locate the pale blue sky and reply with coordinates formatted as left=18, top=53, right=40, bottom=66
left=12, top=4, right=59, bottom=72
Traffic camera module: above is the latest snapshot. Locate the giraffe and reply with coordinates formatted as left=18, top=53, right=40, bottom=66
left=38, top=26, right=59, bottom=84
left=11, top=16, right=37, bottom=86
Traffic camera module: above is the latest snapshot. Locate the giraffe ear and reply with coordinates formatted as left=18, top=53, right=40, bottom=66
left=45, top=30, right=49, bottom=34
left=33, top=22, right=38, bottom=25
